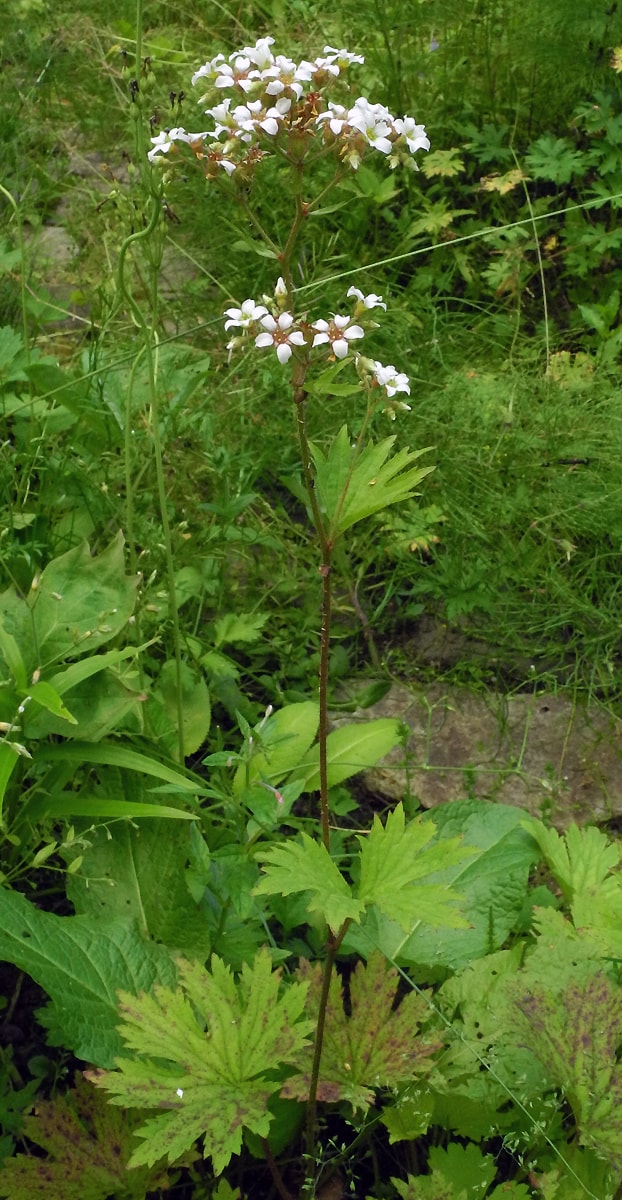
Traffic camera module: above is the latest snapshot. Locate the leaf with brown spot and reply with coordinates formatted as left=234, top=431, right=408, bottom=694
left=283, top=953, right=441, bottom=1111
left=0, top=1072, right=179, bottom=1200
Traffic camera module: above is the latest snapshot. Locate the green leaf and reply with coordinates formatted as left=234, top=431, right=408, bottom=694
left=0, top=1072, right=179, bottom=1200
left=155, top=660, right=211, bottom=756
left=254, top=834, right=363, bottom=932
left=381, top=1089, right=434, bottom=1143
left=213, top=612, right=269, bottom=647
left=529, top=821, right=622, bottom=956
left=0, top=889, right=176, bottom=1066
left=311, top=425, right=434, bottom=539
left=356, top=804, right=474, bottom=931
left=428, top=1143, right=496, bottom=1197
left=0, top=615, right=27, bottom=689
left=383, top=803, right=539, bottom=971
left=39, top=742, right=205, bottom=793
left=283, top=954, right=439, bottom=1111
left=87, top=950, right=313, bottom=1174
left=66, top=819, right=211, bottom=958
left=25, top=533, right=138, bottom=670
left=233, top=701, right=319, bottom=795
left=37, top=797, right=196, bottom=820
left=513, top=967, right=622, bottom=1172
left=289, top=717, right=402, bottom=793
left=21, top=680, right=77, bottom=724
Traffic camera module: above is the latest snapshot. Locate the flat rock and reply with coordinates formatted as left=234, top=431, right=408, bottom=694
left=341, top=683, right=622, bottom=827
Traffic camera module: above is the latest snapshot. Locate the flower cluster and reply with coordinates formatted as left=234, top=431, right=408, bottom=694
left=148, top=37, right=429, bottom=178
left=224, top=280, right=411, bottom=413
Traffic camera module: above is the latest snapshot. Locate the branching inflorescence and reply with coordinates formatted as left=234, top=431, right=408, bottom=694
left=148, top=37, right=429, bottom=418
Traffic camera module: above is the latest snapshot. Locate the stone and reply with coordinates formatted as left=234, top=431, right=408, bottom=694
left=338, top=682, right=622, bottom=828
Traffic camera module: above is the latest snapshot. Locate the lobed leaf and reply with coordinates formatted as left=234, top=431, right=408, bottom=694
left=88, top=949, right=313, bottom=1175
left=254, top=834, right=363, bottom=932
left=283, top=954, right=440, bottom=1110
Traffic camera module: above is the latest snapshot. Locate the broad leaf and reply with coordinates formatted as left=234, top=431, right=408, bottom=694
left=0, top=889, right=176, bottom=1066
left=87, top=950, right=313, bottom=1175
left=283, top=954, right=440, bottom=1110
left=66, top=818, right=211, bottom=958
left=254, top=834, right=363, bottom=932
left=2, top=533, right=138, bottom=673
left=233, top=701, right=319, bottom=795
left=289, top=717, right=402, bottom=793
left=311, top=425, right=433, bottom=539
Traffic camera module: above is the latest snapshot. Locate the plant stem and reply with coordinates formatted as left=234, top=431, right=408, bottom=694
left=261, top=1137, right=294, bottom=1200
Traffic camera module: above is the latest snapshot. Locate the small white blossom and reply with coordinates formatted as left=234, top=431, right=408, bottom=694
left=315, top=103, right=348, bottom=136
left=255, top=312, right=306, bottom=363
left=148, top=127, right=207, bottom=162
left=348, top=98, right=393, bottom=154
left=373, top=360, right=411, bottom=398
left=394, top=115, right=430, bottom=154
left=224, top=299, right=269, bottom=331
left=312, top=314, right=365, bottom=358
left=347, top=286, right=387, bottom=311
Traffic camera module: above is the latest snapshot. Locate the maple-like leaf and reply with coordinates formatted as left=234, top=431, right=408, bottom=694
left=311, top=425, right=433, bottom=540
left=282, top=954, right=440, bottom=1110
left=87, top=949, right=313, bottom=1175
left=0, top=1072, right=179, bottom=1200
left=514, top=968, right=622, bottom=1172
left=356, top=804, right=474, bottom=930
left=254, top=834, right=364, bottom=932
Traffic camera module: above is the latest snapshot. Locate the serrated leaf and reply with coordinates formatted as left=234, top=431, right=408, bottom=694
left=311, top=425, right=433, bottom=539
left=0, top=889, right=176, bottom=1066
left=382, top=1089, right=434, bottom=1143
left=356, top=804, right=474, bottom=931
left=283, top=955, right=440, bottom=1110
left=214, top=612, right=269, bottom=647
left=513, top=969, right=622, bottom=1171
left=87, top=950, right=313, bottom=1175
left=0, top=1072, right=177, bottom=1200
left=354, top=803, right=538, bottom=972
left=529, top=821, right=619, bottom=901
left=254, top=834, right=363, bottom=932
left=289, top=717, right=402, bottom=793
left=428, top=1143, right=496, bottom=1197
left=529, top=822, right=622, bottom=956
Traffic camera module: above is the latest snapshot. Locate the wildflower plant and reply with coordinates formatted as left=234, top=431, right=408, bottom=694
left=91, top=33, right=482, bottom=1198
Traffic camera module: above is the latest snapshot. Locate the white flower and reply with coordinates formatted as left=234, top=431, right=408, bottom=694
left=255, top=312, right=306, bottom=363
left=238, top=37, right=276, bottom=70
left=312, top=314, right=365, bottom=359
left=347, top=286, right=387, bottom=311
left=315, top=103, right=348, bottom=136
left=314, top=46, right=365, bottom=74
left=274, top=276, right=288, bottom=299
left=348, top=98, right=394, bottom=154
left=224, top=299, right=269, bottom=331
left=394, top=115, right=430, bottom=154
left=192, top=54, right=226, bottom=86
left=373, top=360, right=411, bottom=398
left=147, top=127, right=207, bottom=162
